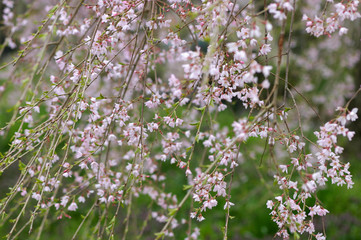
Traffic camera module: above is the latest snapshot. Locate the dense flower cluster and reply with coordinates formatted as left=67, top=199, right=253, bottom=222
left=267, top=107, right=358, bottom=239
left=0, top=0, right=360, bottom=239
left=302, top=0, right=360, bottom=37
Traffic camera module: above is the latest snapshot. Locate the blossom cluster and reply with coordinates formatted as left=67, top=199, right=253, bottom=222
left=302, top=0, right=360, bottom=37
left=0, top=0, right=359, bottom=239
left=266, top=107, right=358, bottom=239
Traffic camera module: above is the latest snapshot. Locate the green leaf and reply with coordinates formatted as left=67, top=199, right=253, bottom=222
left=154, top=232, right=165, bottom=240
left=195, top=106, right=206, bottom=111
left=62, top=143, right=68, bottom=150
left=18, top=161, right=26, bottom=173
left=96, top=93, right=106, bottom=100
left=135, top=147, right=141, bottom=154
left=284, top=107, right=292, bottom=112
left=168, top=208, right=177, bottom=216
left=48, top=5, right=58, bottom=14
left=190, top=122, right=199, bottom=126
left=36, top=178, right=43, bottom=183
left=188, top=11, right=198, bottom=20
